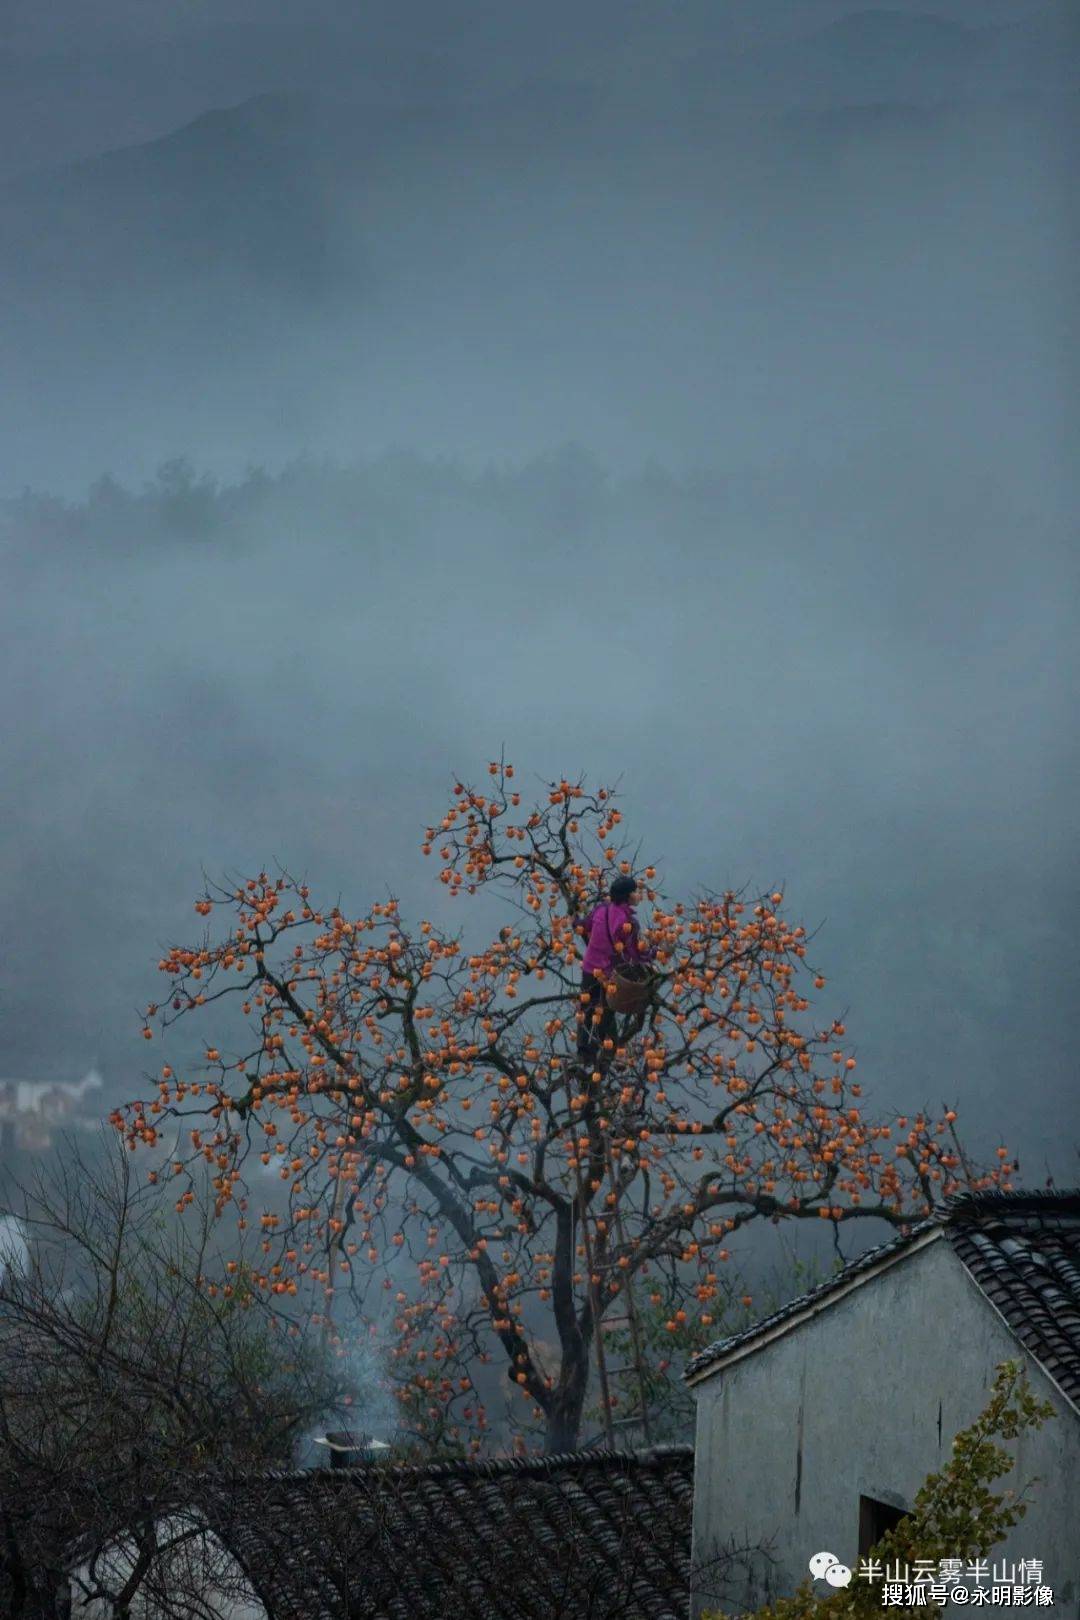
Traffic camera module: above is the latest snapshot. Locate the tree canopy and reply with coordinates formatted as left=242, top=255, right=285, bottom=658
left=114, top=764, right=1010, bottom=1450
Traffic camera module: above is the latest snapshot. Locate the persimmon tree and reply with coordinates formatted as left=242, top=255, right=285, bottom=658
left=115, top=764, right=1010, bottom=1453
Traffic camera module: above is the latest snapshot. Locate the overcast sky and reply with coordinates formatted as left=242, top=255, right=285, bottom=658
left=1, top=1, right=1076, bottom=1200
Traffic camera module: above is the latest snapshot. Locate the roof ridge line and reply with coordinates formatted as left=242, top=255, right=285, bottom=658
left=941, top=1187, right=1080, bottom=1217
left=199, top=1441, right=695, bottom=1489
left=685, top=1187, right=1080, bottom=1387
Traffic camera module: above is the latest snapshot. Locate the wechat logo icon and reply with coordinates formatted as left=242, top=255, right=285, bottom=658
left=809, top=1551, right=852, bottom=1588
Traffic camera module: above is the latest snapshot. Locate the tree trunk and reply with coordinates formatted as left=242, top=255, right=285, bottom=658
left=0, top=1509, right=27, bottom=1618
left=545, top=1341, right=589, bottom=1453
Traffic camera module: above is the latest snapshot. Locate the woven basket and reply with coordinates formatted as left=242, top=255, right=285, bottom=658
left=607, top=963, right=656, bottom=1014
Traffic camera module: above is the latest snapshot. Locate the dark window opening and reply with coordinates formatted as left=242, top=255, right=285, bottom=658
left=859, top=1495, right=910, bottom=1558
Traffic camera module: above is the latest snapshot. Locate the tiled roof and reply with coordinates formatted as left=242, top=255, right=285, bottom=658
left=685, top=1189, right=1080, bottom=1400
left=204, top=1443, right=694, bottom=1620
left=945, top=1190, right=1080, bottom=1408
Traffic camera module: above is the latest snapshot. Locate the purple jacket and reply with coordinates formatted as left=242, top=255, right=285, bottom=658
left=580, top=902, right=652, bottom=977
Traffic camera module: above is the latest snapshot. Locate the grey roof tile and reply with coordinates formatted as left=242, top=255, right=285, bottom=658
left=203, top=1443, right=695, bottom=1620
left=945, top=1190, right=1080, bottom=1407
left=684, top=1189, right=1080, bottom=1396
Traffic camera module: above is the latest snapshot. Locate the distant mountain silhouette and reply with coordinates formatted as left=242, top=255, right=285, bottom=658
left=0, top=8, right=1069, bottom=471
left=0, top=82, right=606, bottom=325
left=4, top=92, right=367, bottom=312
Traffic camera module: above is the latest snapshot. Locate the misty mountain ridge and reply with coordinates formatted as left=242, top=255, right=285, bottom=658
left=0, top=80, right=611, bottom=318
left=2, top=1, right=1068, bottom=323
left=0, top=4, right=1070, bottom=495
left=4, top=6, right=1071, bottom=194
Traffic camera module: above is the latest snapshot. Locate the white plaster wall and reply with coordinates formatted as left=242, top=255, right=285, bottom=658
left=690, top=1236, right=1080, bottom=1619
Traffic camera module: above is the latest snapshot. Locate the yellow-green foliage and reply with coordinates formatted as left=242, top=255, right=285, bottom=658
left=704, top=1361, right=1055, bottom=1620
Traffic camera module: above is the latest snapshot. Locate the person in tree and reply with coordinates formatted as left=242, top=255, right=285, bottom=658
left=576, top=873, right=654, bottom=1065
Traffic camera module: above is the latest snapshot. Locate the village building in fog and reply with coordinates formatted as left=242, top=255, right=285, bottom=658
left=0, top=1068, right=104, bottom=1153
